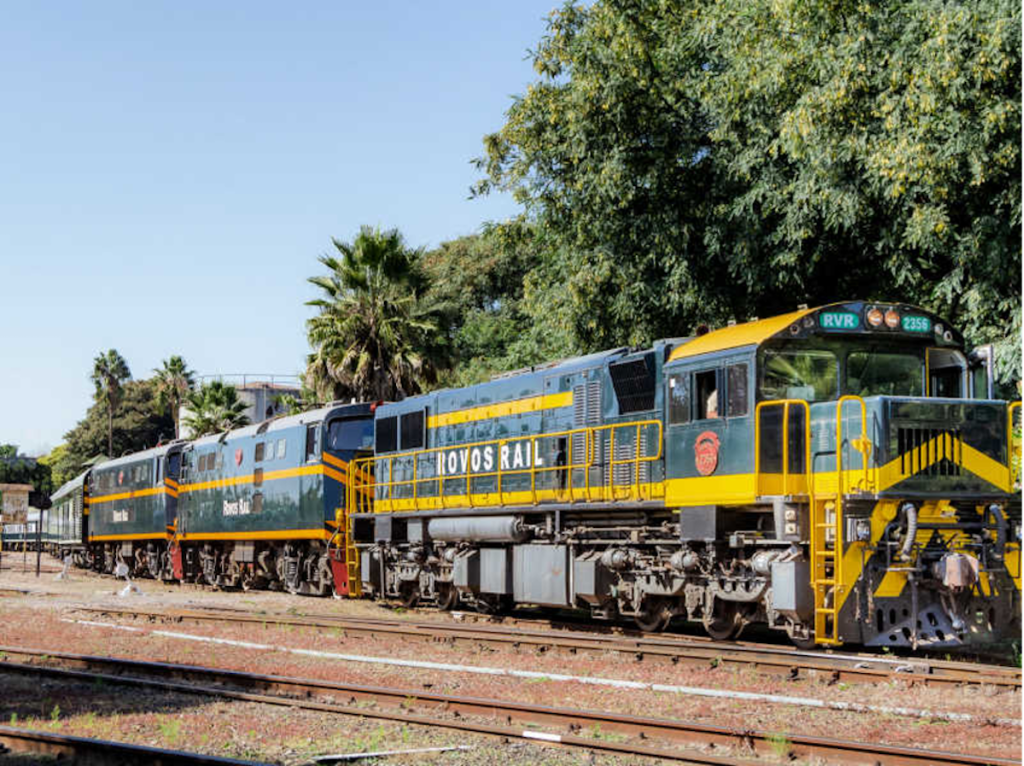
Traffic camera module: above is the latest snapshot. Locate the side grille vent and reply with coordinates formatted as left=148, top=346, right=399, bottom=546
left=897, top=427, right=961, bottom=476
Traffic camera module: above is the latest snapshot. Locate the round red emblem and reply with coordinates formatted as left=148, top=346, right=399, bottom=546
left=234, top=449, right=243, bottom=466
left=694, top=431, right=721, bottom=476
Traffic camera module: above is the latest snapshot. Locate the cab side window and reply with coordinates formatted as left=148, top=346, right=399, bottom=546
left=667, top=374, right=689, bottom=424
left=305, top=424, right=321, bottom=462
left=695, top=370, right=720, bottom=420
left=727, top=363, right=749, bottom=417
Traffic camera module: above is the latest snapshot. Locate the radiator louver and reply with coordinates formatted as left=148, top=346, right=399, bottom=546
left=897, top=427, right=961, bottom=476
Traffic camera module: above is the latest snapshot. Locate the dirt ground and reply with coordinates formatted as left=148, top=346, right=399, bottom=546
left=0, top=557, right=1019, bottom=765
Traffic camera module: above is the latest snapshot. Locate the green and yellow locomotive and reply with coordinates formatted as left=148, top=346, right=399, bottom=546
left=349, top=301, right=1021, bottom=648
left=88, top=443, right=184, bottom=577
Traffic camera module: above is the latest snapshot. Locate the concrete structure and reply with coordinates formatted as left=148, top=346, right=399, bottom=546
left=0, top=483, right=34, bottom=524
left=179, top=376, right=302, bottom=439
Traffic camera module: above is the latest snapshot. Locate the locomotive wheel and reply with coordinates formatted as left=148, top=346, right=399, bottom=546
left=398, top=582, right=420, bottom=609
left=475, top=594, right=506, bottom=614
left=702, top=600, right=742, bottom=641
left=435, top=582, right=458, bottom=611
left=634, top=597, right=671, bottom=632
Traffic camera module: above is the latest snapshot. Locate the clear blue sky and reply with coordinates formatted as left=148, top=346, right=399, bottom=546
left=1, top=2, right=558, bottom=455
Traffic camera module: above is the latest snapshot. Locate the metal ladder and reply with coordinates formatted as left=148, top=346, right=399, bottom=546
left=812, top=396, right=873, bottom=645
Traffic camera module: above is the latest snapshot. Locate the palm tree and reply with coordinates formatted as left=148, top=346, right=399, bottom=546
left=306, top=226, right=448, bottom=402
left=91, top=350, right=131, bottom=457
left=182, top=381, right=251, bottom=437
left=153, top=355, right=195, bottom=439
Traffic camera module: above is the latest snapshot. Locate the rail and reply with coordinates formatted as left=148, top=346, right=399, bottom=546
left=349, top=420, right=664, bottom=514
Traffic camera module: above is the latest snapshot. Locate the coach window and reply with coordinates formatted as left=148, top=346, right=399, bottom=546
left=727, top=364, right=749, bottom=417
left=277, top=438, right=287, bottom=460
left=255, top=442, right=265, bottom=462
left=667, top=373, right=689, bottom=424
left=695, top=369, right=721, bottom=420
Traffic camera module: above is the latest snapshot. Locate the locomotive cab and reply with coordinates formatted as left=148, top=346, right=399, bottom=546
left=663, top=301, right=1020, bottom=647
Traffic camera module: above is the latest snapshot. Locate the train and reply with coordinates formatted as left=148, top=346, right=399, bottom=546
left=34, top=301, right=1021, bottom=650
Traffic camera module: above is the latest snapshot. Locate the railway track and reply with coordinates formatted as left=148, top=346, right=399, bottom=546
left=1, top=646, right=1015, bottom=766
left=71, top=603, right=1022, bottom=690
left=0, top=724, right=267, bottom=765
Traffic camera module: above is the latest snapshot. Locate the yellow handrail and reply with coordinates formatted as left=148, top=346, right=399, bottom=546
left=1008, top=401, right=1022, bottom=490
left=753, top=399, right=812, bottom=497
left=836, top=395, right=873, bottom=494
left=350, top=419, right=664, bottom=514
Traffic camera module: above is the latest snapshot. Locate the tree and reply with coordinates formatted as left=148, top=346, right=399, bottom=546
left=0, top=444, right=17, bottom=459
left=63, top=380, right=175, bottom=466
left=153, top=355, right=196, bottom=440
left=476, top=0, right=1021, bottom=382
left=421, top=227, right=548, bottom=386
left=305, top=226, right=449, bottom=402
left=182, top=381, right=250, bottom=437
left=38, top=444, right=76, bottom=490
left=91, top=349, right=132, bottom=457
left=0, top=455, right=52, bottom=497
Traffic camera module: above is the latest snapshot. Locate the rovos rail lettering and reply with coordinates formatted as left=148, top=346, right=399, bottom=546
left=436, top=441, right=544, bottom=477
left=223, top=498, right=252, bottom=516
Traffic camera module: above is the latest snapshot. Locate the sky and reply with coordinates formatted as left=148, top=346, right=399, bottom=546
left=0, top=2, right=559, bottom=455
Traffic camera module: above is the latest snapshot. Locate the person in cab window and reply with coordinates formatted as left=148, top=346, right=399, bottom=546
left=706, top=388, right=719, bottom=419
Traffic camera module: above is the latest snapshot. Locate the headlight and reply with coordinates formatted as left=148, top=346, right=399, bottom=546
left=884, top=309, right=900, bottom=328
left=866, top=307, right=884, bottom=327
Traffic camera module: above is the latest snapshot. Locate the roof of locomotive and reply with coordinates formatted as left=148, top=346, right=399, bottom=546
left=667, top=301, right=963, bottom=362
left=90, top=441, right=185, bottom=473
left=186, top=401, right=374, bottom=448
left=51, top=468, right=90, bottom=502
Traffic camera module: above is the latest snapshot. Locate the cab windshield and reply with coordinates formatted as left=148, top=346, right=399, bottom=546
left=761, top=349, right=838, bottom=402
left=759, top=342, right=925, bottom=402
left=846, top=348, right=923, bottom=396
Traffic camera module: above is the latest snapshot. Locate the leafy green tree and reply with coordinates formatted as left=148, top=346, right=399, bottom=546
left=63, top=380, right=175, bottom=465
left=0, top=455, right=52, bottom=497
left=182, top=381, right=250, bottom=437
left=306, top=226, right=448, bottom=401
left=91, top=349, right=132, bottom=457
left=153, top=355, right=196, bottom=440
left=38, top=444, right=76, bottom=490
left=476, top=0, right=1021, bottom=383
left=0, top=444, right=17, bottom=459
left=421, top=226, right=549, bottom=386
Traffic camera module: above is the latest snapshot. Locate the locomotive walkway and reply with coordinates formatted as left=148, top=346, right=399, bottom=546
left=0, top=646, right=1015, bottom=766
left=70, top=603, right=1022, bottom=691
